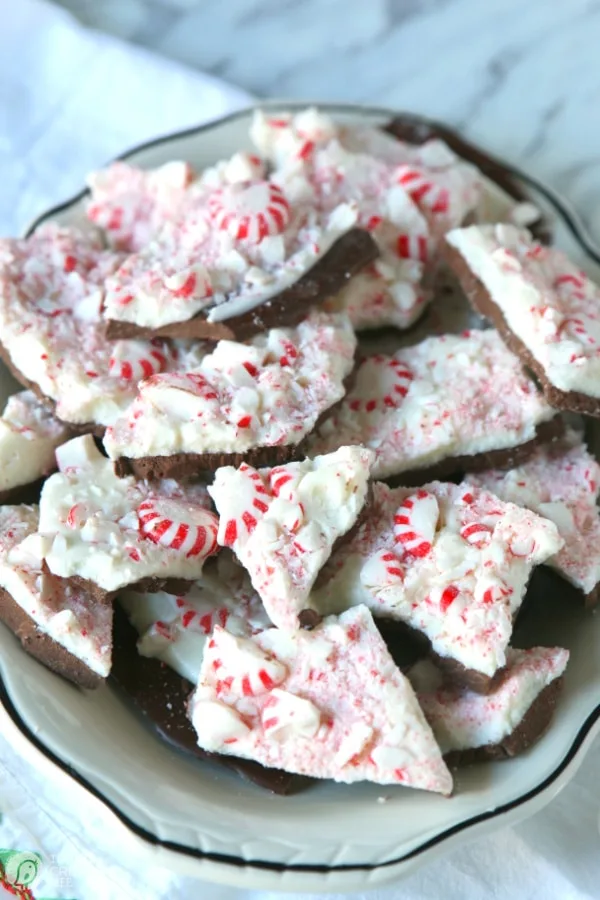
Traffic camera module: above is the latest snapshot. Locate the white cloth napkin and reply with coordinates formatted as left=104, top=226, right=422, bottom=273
left=0, top=2, right=599, bottom=898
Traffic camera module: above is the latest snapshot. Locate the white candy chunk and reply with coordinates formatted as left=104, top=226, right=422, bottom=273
left=314, top=481, right=562, bottom=679
left=191, top=605, right=451, bottom=792
left=310, top=330, right=555, bottom=480
left=208, top=445, right=374, bottom=630
left=446, top=224, right=600, bottom=398
left=194, top=700, right=250, bottom=751
left=0, top=505, right=112, bottom=677
left=468, top=428, right=600, bottom=595
left=263, top=689, right=321, bottom=740
left=38, top=436, right=218, bottom=592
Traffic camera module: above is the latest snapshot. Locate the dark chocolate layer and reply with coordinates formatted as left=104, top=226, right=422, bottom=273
left=105, top=228, right=379, bottom=342
left=0, top=586, right=103, bottom=689
left=0, top=478, right=46, bottom=507
left=444, top=241, right=600, bottom=418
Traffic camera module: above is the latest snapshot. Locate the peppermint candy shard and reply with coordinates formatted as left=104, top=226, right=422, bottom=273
left=108, top=339, right=174, bottom=381
left=393, top=490, right=439, bottom=558
left=208, top=181, right=291, bottom=244
left=137, top=497, right=219, bottom=559
left=348, top=356, right=413, bottom=414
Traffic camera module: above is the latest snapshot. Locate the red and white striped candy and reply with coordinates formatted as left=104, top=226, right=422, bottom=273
left=395, top=165, right=450, bottom=215
left=396, top=233, right=430, bottom=263
left=360, top=549, right=405, bottom=590
left=208, top=627, right=287, bottom=697
left=557, top=315, right=598, bottom=347
left=208, top=181, right=291, bottom=244
left=218, top=463, right=273, bottom=548
left=109, top=339, right=174, bottom=381
left=174, top=597, right=230, bottom=634
left=348, top=356, right=413, bottom=414
left=554, top=271, right=587, bottom=300
left=459, top=521, right=493, bottom=548
left=393, top=490, right=439, bottom=559
left=137, top=498, right=218, bottom=559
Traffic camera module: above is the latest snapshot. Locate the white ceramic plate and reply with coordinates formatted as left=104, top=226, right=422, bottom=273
left=2, top=103, right=600, bottom=894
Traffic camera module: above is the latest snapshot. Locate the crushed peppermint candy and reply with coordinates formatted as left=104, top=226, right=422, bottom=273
left=313, top=481, right=562, bottom=679
left=35, top=435, right=219, bottom=593
left=190, top=604, right=452, bottom=793
left=208, top=446, right=374, bottom=630
left=468, top=428, right=600, bottom=596
left=103, top=312, right=356, bottom=462
left=310, top=329, right=555, bottom=479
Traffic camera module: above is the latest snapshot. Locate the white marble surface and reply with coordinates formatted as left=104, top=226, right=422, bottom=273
left=54, top=0, right=600, bottom=236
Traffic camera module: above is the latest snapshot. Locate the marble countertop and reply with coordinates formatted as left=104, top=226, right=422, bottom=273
left=55, top=0, right=600, bottom=236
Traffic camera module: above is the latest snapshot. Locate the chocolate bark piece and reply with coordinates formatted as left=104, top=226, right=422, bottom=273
left=444, top=241, right=600, bottom=417
left=0, top=341, right=105, bottom=438
left=444, top=677, right=563, bottom=766
left=0, top=586, right=102, bottom=689
left=105, top=228, right=379, bottom=342
left=387, top=416, right=564, bottom=488
left=114, top=367, right=358, bottom=481
left=382, top=115, right=552, bottom=244
left=110, top=605, right=305, bottom=794
left=430, top=651, right=508, bottom=695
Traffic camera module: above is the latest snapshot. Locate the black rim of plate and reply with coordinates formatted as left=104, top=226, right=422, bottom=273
left=7, top=101, right=600, bottom=876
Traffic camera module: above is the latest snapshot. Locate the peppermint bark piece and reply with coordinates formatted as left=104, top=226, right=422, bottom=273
left=0, top=391, right=71, bottom=503
left=409, top=647, right=568, bottom=761
left=120, top=555, right=271, bottom=683
left=0, top=505, right=112, bottom=687
left=190, top=605, right=452, bottom=793
left=104, top=312, right=357, bottom=479
left=0, top=223, right=205, bottom=428
left=251, top=108, right=482, bottom=332
left=208, top=446, right=374, bottom=630
left=468, top=429, right=600, bottom=604
left=445, top=224, right=600, bottom=416
left=36, top=435, right=219, bottom=598
left=313, top=482, right=563, bottom=692
left=309, top=329, right=558, bottom=481
left=98, top=141, right=378, bottom=340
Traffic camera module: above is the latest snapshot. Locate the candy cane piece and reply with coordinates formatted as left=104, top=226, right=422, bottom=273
left=208, top=181, right=291, bottom=244
left=393, top=490, right=439, bottom=558
left=137, top=498, right=219, bottom=559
